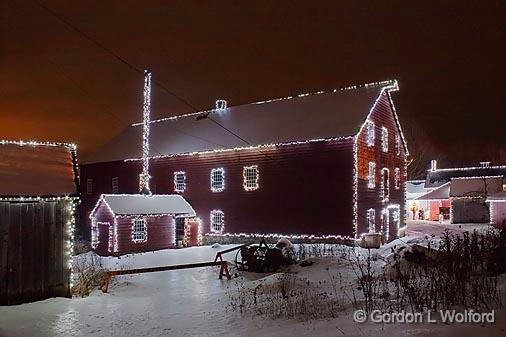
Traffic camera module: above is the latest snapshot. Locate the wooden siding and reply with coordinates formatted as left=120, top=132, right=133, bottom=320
left=356, top=91, right=407, bottom=240
left=92, top=201, right=175, bottom=255
left=92, top=201, right=115, bottom=256
left=0, top=201, right=71, bottom=305
left=81, top=139, right=355, bottom=238
left=490, top=201, right=506, bottom=228
left=115, top=215, right=175, bottom=254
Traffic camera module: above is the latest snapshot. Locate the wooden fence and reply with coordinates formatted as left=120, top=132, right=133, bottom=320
left=0, top=200, right=72, bottom=305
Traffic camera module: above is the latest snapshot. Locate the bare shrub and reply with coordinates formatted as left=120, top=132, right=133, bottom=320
left=348, top=229, right=504, bottom=313
left=293, top=244, right=350, bottom=261
left=227, top=272, right=343, bottom=320
left=72, top=253, right=104, bottom=297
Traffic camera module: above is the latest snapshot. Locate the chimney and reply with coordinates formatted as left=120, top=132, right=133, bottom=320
left=480, top=161, right=490, bottom=168
left=215, top=99, right=227, bottom=110
left=430, top=160, right=437, bottom=171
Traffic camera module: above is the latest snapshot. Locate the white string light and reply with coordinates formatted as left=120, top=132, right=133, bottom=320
left=205, top=232, right=353, bottom=242
left=130, top=80, right=398, bottom=127
left=210, top=168, right=225, bottom=192
left=124, top=136, right=355, bottom=162
left=174, top=171, right=186, bottom=193
left=210, top=210, right=224, bottom=233
left=243, top=165, right=259, bottom=191
left=140, top=70, right=152, bottom=194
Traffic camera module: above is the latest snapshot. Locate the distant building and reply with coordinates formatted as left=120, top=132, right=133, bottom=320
left=80, top=80, right=408, bottom=244
left=415, top=161, right=506, bottom=223
left=406, top=180, right=431, bottom=220
left=488, top=191, right=506, bottom=228
left=0, top=140, right=78, bottom=305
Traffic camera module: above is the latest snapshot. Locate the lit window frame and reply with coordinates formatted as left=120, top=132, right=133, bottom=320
left=368, top=162, right=376, bottom=189
left=381, top=168, right=390, bottom=201
left=210, top=168, right=225, bottom=192
left=395, top=134, right=401, bottom=156
left=132, top=217, right=147, bottom=243
left=394, top=167, right=400, bottom=190
left=381, top=127, right=388, bottom=152
left=367, top=209, right=376, bottom=233
left=174, top=171, right=186, bottom=193
left=210, top=210, right=224, bottom=233
left=243, top=165, right=259, bottom=191
left=366, top=121, right=375, bottom=147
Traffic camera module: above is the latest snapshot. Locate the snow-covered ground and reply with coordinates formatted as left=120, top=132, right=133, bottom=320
left=0, top=223, right=504, bottom=337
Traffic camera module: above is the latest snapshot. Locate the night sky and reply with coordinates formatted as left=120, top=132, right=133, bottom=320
left=1, top=1, right=505, bottom=167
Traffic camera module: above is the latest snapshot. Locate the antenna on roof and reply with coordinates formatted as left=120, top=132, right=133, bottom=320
left=140, top=70, right=152, bottom=195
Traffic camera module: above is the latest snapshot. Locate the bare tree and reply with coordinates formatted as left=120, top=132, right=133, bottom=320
left=402, top=117, right=439, bottom=180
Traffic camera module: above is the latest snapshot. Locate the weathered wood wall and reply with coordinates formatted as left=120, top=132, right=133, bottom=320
left=0, top=200, right=71, bottom=305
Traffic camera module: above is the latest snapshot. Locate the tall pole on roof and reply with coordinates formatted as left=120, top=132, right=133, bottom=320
left=140, top=70, right=152, bottom=195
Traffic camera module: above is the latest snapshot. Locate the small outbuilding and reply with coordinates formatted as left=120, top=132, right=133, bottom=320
left=488, top=191, right=506, bottom=229
left=415, top=182, right=451, bottom=221
left=0, top=140, right=78, bottom=305
left=90, top=194, right=196, bottom=256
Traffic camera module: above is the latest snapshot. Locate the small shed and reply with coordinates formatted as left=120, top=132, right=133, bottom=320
left=450, top=176, right=503, bottom=223
left=90, top=194, right=196, bottom=256
left=0, top=141, right=78, bottom=305
left=488, top=191, right=506, bottom=229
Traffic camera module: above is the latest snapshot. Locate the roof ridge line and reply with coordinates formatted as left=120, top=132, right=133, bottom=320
left=130, top=79, right=398, bottom=127
left=0, top=139, right=77, bottom=149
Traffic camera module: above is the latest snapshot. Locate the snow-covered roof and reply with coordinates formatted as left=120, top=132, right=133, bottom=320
left=96, top=194, right=196, bottom=217
left=425, top=165, right=506, bottom=188
left=488, top=190, right=506, bottom=201
left=406, top=180, right=428, bottom=200
left=416, top=182, right=450, bottom=200
left=85, top=81, right=400, bottom=164
left=0, top=141, right=78, bottom=197
left=450, top=176, right=503, bottom=197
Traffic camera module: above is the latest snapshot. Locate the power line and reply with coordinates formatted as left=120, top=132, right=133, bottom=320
left=32, top=0, right=270, bottom=158
left=33, top=0, right=198, bottom=113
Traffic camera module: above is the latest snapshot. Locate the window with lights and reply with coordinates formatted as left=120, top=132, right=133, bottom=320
left=243, top=165, right=259, bottom=191
left=368, top=162, right=376, bottom=188
left=367, top=209, right=375, bottom=232
left=132, top=218, right=147, bottom=242
left=395, top=135, right=401, bottom=155
left=91, top=222, right=99, bottom=249
left=366, top=121, right=375, bottom=146
left=112, top=177, right=119, bottom=194
left=381, top=168, right=390, bottom=201
left=174, top=171, right=186, bottom=192
left=108, top=223, right=114, bottom=252
left=210, top=168, right=225, bottom=192
left=210, top=210, right=224, bottom=233
left=394, top=168, right=400, bottom=189
left=381, top=127, right=388, bottom=152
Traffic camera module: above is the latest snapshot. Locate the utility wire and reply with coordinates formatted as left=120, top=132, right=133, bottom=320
left=33, top=0, right=272, bottom=159
left=33, top=0, right=199, bottom=113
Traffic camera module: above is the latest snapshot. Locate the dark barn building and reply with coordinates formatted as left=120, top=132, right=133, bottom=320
left=0, top=141, right=78, bottom=305
left=80, top=81, right=407, bottom=243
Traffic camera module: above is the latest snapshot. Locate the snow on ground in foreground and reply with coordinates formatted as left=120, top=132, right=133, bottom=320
left=0, top=225, right=505, bottom=337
